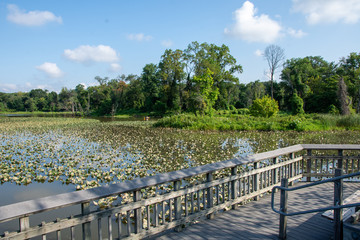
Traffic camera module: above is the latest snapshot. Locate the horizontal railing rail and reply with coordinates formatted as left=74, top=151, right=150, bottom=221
left=271, top=171, right=360, bottom=217
left=1, top=144, right=360, bottom=239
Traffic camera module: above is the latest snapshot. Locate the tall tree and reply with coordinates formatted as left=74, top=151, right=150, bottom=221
left=339, top=52, right=360, bottom=113
left=264, top=45, right=285, bottom=99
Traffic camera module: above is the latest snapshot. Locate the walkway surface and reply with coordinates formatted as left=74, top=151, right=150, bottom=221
left=153, top=182, right=360, bottom=240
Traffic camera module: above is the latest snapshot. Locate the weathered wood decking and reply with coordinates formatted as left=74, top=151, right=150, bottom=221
left=154, top=182, right=360, bottom=240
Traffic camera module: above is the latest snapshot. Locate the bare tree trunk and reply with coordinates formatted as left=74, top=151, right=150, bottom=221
left=338, top=77, right=350, bottom=115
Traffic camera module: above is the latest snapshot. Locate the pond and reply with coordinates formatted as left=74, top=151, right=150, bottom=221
left=1, top=116, right=360, bottom=207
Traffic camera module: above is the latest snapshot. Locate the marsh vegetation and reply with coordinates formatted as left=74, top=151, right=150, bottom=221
left=1, top=116, right=360, bottom=206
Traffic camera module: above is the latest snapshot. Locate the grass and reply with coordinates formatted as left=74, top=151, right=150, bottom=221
left=153, top=111, right=360, bottom=132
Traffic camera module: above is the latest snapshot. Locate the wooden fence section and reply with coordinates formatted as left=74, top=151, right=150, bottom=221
left=0, top=144, right=360, bottom=239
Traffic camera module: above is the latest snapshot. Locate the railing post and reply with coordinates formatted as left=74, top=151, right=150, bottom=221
left=19, top=216, right=30, bottom=240
left=82, top=202, right=92, bottom=240
left=174, top=180, right=182, bottom=232
left=334, top=168, right=343, bottom=240
left=231, top=166, right=238, bottom=209
left=133, top=190, right=141, bottom=234
left=207, top=172, right=214, bottom=219
left=338, top=150, right=343, bottom=169
left=253, top=162, right=259, bottom=201
left=279, top=178, right=288, bottom=240
left=306, top=149, right=312, bottom=182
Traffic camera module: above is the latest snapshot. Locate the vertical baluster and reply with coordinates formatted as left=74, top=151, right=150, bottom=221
left=98, top=218, right=102, bottom=240
left=326, top=159, right=329, bottom=173
left=352, top=158, right=355, bottom=174
left=146, top=206, right=150, bottom=229
left=243, top=177, right=246, bottom=196
left=40, top=221, right=46, bottom=240
left=126, top=210, right=131, bottom=236
left=185, top=194, right=189, bottom=217
left=320, top=159, right=324, bottom=176
left=239, top=177, right=242, bottom=197
left=153, top=203, right=158, bottom=227
left=222, top=183, right=225, bottom=203
left=273, top=157, right=279, bottom=185
left=231, top=166, right=238, bottom=208
left=162, top=201, right=166, bottom=225
left=247, top=176, right=250, bottom=194
left=117, top=213, right=122, bottom=239
left=108, top=215, right=112, bottom=240
left=169, top=199, right=173, bottom=222
left=338, top=150, right=343, bottom=169
left=133, top=190, right=141, bottom=234
left=81, top=202, right=91, bottom=240
left=191, top=192, right=195, bottom=213
left=203, top=189, right=206, bottom=209
left=254, top=162, right=259, bottom=200
left=315, top=159, right=318, bottom=175
left=306, top=150, right=312, bottom=182
left=71, top=225, right=75, bottom=240
left=216, top=185, right=219, bottom=205
left=173, top=180, right=181, bottom=229
left=197, top=190, right=201, bottom=210
left=206, top=172, right=214, bottom=218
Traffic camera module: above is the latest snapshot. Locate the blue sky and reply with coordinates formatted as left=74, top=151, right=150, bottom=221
left=1, top=0, right=359, bottom=93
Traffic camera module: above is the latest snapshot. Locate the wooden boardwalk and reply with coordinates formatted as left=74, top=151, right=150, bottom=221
left=153, top=182, right=360, bottom=240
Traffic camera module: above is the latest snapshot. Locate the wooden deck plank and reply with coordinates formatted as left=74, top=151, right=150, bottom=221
left=151, top=182, right=360, bottom=240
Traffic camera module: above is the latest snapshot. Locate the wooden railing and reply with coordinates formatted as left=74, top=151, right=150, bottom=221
left=1, top=144, right=360, bottom=239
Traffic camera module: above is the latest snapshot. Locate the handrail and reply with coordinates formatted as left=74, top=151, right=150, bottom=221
left=0, top=144, right=305, bottom=222
left=1, top=144, right=360, bottom=239
left=271, top=171, right=360, bottom=216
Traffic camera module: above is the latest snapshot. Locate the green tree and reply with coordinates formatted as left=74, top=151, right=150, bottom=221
left=141, top=64, right=160, bottom=111
left=249, top=95, right=279, bottom=117
left=193, top=68, right=219, bottom=114
left=158, top=49, right=185, bottom=112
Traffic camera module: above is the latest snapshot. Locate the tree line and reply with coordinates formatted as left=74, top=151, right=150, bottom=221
left=0, top=41, right=359, bottom=116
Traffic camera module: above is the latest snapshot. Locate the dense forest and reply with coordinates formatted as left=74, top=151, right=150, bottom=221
left=1, top=41, right=359, bottom=116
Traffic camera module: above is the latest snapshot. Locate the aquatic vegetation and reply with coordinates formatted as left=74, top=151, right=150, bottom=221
left=1, top=117, right=360, bottom=207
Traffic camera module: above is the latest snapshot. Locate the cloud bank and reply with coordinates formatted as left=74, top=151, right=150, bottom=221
left=7, top=4, right=62, bottom=26
left=64, top=45, right=119, bottom=63
left=292, top=0, right=360, bottom=24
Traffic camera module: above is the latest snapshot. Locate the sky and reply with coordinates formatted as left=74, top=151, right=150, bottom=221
left=1, top=0, right=360, bottom=93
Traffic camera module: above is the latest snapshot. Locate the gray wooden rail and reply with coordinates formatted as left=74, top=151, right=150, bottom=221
left=1, top=144, right=360, bottom=239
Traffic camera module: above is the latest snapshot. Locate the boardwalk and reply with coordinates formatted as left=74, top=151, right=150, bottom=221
left=154, top=182, right=360, bottom=240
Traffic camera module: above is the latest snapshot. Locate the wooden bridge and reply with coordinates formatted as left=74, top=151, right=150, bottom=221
left=1, top=144, right=360, bottom=239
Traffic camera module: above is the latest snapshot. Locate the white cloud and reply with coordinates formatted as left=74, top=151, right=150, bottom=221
left=254, top=49, right=263, bottom=57
left=287, top=28, right=307, bottom=38
left=292, top=0, right=360, bottom=24
left=7, top=4, right=62, bottom=26
left=36, top=62, right=64, bottom=78
left=224, top=1, right=282, bottom=43
left=161, top=40, right=173, bottom=47
left=0, top=83, right=17, bottom=92
left=126, top=33, right=153, bottom=42
left=109, top=63, right=122, bottom=72
left=64, top=45, right=119, bottom=63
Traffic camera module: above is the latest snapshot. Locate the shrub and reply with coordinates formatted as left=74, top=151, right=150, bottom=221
left=249, top=96, right=279, bottom=118
left=290, top=92, right=304, bottom=115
